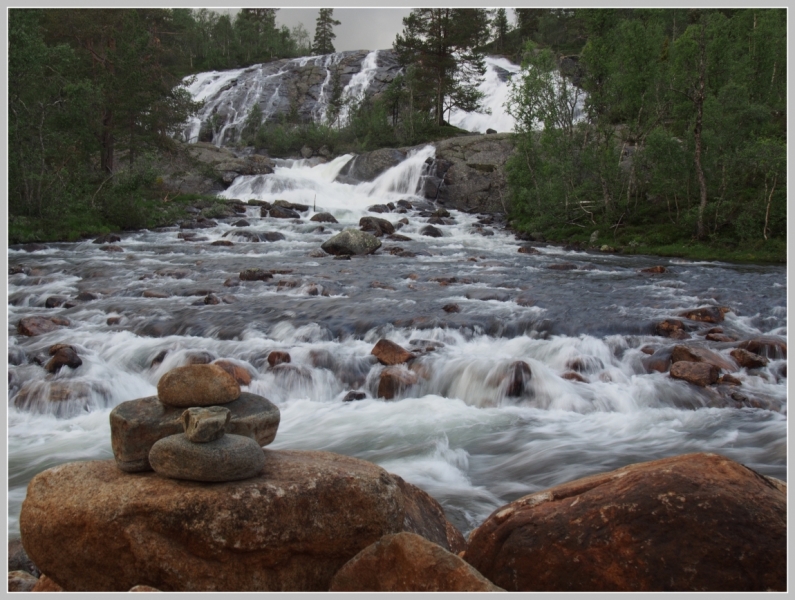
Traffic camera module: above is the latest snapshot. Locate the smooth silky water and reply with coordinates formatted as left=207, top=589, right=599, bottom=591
left=8, top=77, right=787, bottom=541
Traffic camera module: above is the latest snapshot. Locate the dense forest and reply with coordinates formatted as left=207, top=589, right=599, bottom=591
left=8, top=8, right=787, bottom=261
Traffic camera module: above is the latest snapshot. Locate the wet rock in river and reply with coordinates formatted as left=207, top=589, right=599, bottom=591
left=420, top=225, right=443, bottom=238
left=359, top=216, right=394, bottom=237
left=214, top=359, right=252, bottom=386
left=736, top=336, right=787, bottom=359
left=546, top=263, right=578, bottom=271
left=143, top=289, right=169, bottom=298
left=45, top=344, right=82, bottom=374
left=654, top=319, right=689, bottom=339
left=464, top=452, right=786, bottom=591
left=561, top=371, right=588, bottom=383
left=240, top=267, right=273, bottom=281
left=343, top=391, right=366, bottom=402
left=17, top=316, right=70, bottom=337
left=642, top=347, right=673, bottom=373
left=706, top=333, right=736, bottom=342
left=267, top=351, right=291, bottom=367
left=311, top=212, right=338, bottom=223
left=93, top=234, right=121, bottom=244
left=679, top=306, right=729, bottom=324
left=157, top=364, right=240, bottom=408
left=670, top=361, right=719, bottom=387
left=330, top=532, right=502, bottom=592
left=99, top=245, right=124, bottom=252
left=45, top=296, right=67, bottom=308
left=640, top=265, right=668, bottom=274
left=729, top=348, right=768, bottom=369
left=442, top=303, right=460, bottom=313
left=505, top=361, right=532, bottom=397
left=321, top=229, right=381, bottom=256
left=262, top=231, right=286, bottom=242
left=371, top=339, right=414, bottom=366
left=233, top=219, right=250, bottom=227
left=378, top=366, right=418, bottom=400
left=517, top=245, right=539, bottom=254
left=719, top=373, right=742, bottom=386
left=268, top=205, right=300, bottom=219
left=368, top=204, right=390, bottom=213
left=211, top=239, right=234, bottom=247
left=671, top=345, right=737, bottom=372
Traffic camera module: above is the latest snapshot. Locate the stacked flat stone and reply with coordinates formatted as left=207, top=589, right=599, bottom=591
left=110, top=364, right=280, bottom=480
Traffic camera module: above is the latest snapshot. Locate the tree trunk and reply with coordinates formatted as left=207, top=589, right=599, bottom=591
left=100, top=108, right=114, bottom=174
left=694, top=22, right=708, bottom=241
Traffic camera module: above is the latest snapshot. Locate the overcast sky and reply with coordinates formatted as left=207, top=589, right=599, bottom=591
left=274, top=8, right=412, bottom=52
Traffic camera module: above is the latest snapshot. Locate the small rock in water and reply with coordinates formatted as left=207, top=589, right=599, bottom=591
left=93, top=233, right=121, bottom=244
left=321, top=229, right=381, bottom=256
left=211, top=240, right=234, bottom=247
left=45, top=296, right=67, bottom=308
left=719, top=373, right=742, bottom=386
left=371, top=339, right=414, bottom=366
left=157, top=364, right=240, bottom=408
left=729, top=348, right=768, bottom=369
left=311, top=212, right=338, bottom=223
left=506, top=361, right=532, bottom=397
left=46, top=344, right=82, bottom=373
left=143, top=289, right=169, bottom=298
left=233, top=219, right=250, bottom=227
left=214, top=359, right=252, bottom=386
left=17, top=316, right=69, bottom=337
left=107, top=316, right=122, bottom=325
left=641, top=265, right=668, bottom=274
left=204, top=294, right=220, bottom=305
left=182, top=406, right=231, bottom=443
left=737, top=337, right=787, bottom=359
left=240, top=268, right=273, bottom=281
left=561, top=371, right=588, bottom=383
left=420, top=225, right=443, bottom=238
left=518, top=245, right=539, bottom=254
left=547, top=263, right=578, bottom=271
left=267, top=351, right=291, bottom=367
left=378, top=366, right=418, bottom=400
left=442, top=303, right=460, bottom=313
left=149, top=433, right=266, bottom=482
left=343, top=391, right=366, bottom=402
left=679, top=306, right=728, bottom=324
left=654, top=319, right=689, bottom=339
left=706, top=333, right=736, bottom=343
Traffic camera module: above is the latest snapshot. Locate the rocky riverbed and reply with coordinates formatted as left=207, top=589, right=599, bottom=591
left=7, top=146, right=787, bottom=591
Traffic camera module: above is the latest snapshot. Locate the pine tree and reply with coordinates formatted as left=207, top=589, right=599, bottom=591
left=493, top=8, right=509, bottom=52
left=393, top=8, right=491, bottom=126
left=312, top=8, right=340, bottom=56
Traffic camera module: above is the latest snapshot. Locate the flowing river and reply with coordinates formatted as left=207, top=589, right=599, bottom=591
left=7, top=147, right=787, bottom=540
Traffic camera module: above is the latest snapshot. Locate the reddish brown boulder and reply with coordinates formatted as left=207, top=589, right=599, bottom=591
left=737, top=337, right=786, bottom=359
left=670, top=361, right=719, bottom=387
left=718, top=374, right=742, bottom=386
left=31, top=575, right=63, bottom=592
left=464, top=453, right=786, bottom=591
left=706, top=333, right=736, bottom=343
left=17, top=316, right=70, bottom=337
left=517, top=245, right=539, bottom=255
left=654, top=319, right=689, bottom=339
left=729, top=348, right=769, bottom=369
left=442, top=303, right=460, bottom=313
left=671, top=345, right=737, bottom=372
left=329, top=532, right=501, bottom=592
left=9, top=571, right=39, bottom=592
left=378, top=366, right=418, bottom=400
left=45, top=344, right=82, bottom=374
left=20, top=451, right=464, bottom=591
left=239, top=268, right=273, bottom=282
left=156, top=364, right=240, bottom=408
left=640, top=265, right=668, bottom=274
left=371, top=339, right=414, bottom=366
left=267, top=351, right=291, bottom=367
left=679, top=306, right=729, bottom=324
left=214, top=359, right=252, bottom=386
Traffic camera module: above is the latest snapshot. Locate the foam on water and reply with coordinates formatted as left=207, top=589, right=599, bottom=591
left=7, top=147, right=787, bottom=541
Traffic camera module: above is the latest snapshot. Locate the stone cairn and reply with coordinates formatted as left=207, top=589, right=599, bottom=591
left=110, top=363, right=280, bottom=481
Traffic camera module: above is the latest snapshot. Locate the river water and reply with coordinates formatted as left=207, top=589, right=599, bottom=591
left=7, top=147, right=787, bottom=540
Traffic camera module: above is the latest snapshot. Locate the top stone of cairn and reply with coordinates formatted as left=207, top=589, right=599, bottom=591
left=157, top=364, right=240, bottom=408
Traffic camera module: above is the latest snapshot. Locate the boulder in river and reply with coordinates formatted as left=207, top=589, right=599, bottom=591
left=335, top=148, right=407, bottom=184
left=371, top=339, right=414, bottom=366
left=736, top=337, right=787, bottom=359
left=505, top=361, right=532, bottom=397
left=671, top=345, right=738, bottom=372
left=213, top=359, right=252, bottom=386
left=20, top=450, right=464, bottom=591
left=679, top=306, right=728, bottom=324
left=156, top=364, right=240, bottom=408
left=17, top=316, right=70, bottom=337
left=420, top=225, right=443, bottom=238
left=45, top=344, right=82, bottom=374
left=310, top=212, right=338, bottom=224
left=729, top=348, right=768, bottom=369
left=670, top=361, right=719, bottom=387
left=330, top=532, right=502, bottom=592
left=378, top=366, right=418, bottom=400
left=268, top=205, right=300, bottom=219
left=654, top=319, right=689, bottom=339
left=239, top=268, right=273, bottom=281
left=463, top=452, right=786, bottom=591
left=321, top=229, right=381, bottom=256
left=267, top=350, right=291, bottom=367
left=359, top=216, right=394, bottom=237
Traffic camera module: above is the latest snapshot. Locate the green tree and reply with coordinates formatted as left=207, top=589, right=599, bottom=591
left=493, top=9, right=510, bottom=52
left=393, top=8, right=491, bottom=126
left=312, top=8, right=340, bottom=55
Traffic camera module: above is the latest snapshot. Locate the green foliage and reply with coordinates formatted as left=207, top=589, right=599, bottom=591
left=506, top=8, right=786, bottom=261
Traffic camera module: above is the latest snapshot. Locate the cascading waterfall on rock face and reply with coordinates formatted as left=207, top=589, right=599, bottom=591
left=336, top=50, right=380, bottom=126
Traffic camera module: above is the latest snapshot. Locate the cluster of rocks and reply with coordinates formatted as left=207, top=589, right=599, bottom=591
left=15, top=448, right=786, bottom=591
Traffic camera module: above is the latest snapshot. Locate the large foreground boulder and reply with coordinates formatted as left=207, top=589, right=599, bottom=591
left=329, top=532, right=502, bottom=592
left=321, top=229, right=381, bottom=256
left=464, top=453, right=786, bottom=591
left=20, top=450, right=465, bottom=591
